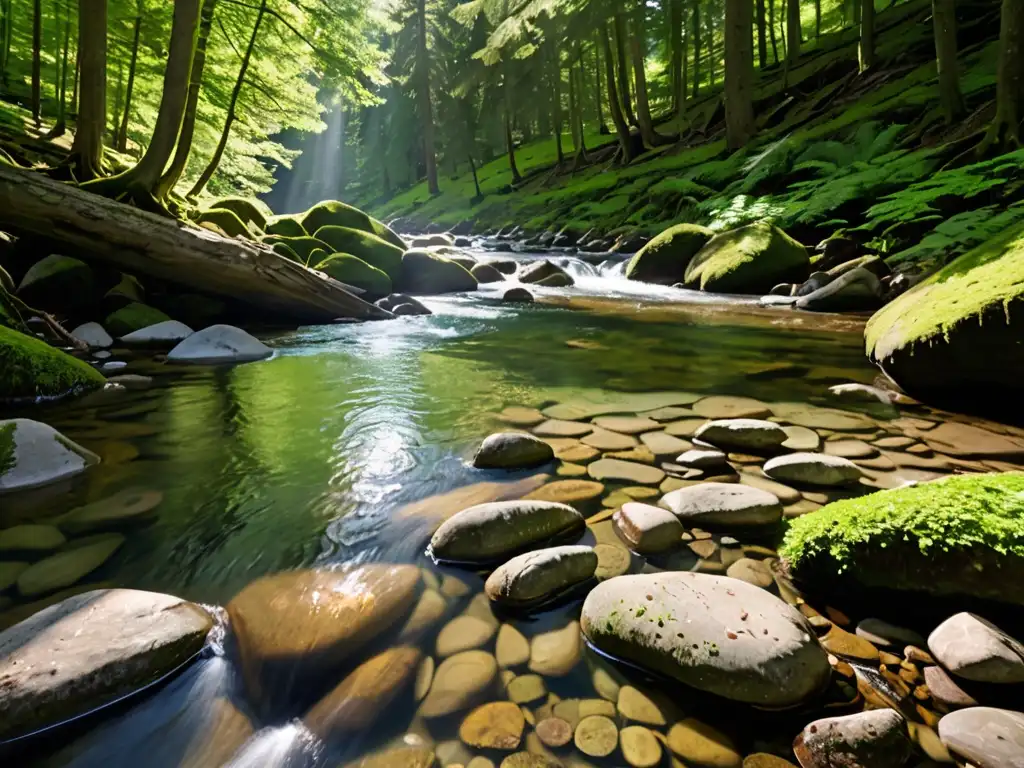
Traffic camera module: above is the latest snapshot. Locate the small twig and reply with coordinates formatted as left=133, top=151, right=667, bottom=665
left=8, top=293, right=88, bottom=351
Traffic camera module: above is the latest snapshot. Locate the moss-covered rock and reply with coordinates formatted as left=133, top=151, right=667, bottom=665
left=207, top=197, right=270, bottom=230
left=313, top=226, right=405, bottom=280
left=17, top=255, right=96, bottom=314
left=625, top=224, right=714, bottom=284
left=684, top=221, right=810, bottom=294
left=105, top=303, right=172, bottom=338
left=103, top=274, right=144, bottom=308
left=265, top=215, right=307, bottom=238
left=263, top=236, right=333, bottom=265
left=0, top=326, right=105, bottom=401
left=301, top=201, right=406, bottom=250
left=396, top=249, right=478, bottom=295
left=313, top=254, right=392, bottom=297
left=195, top=209, right=253, bottom=240
left=865, top=226, right=1024, bottom=401
left=780, top=472, right=1024, bottom=606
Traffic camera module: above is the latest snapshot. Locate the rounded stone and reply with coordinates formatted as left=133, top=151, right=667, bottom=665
left=506, top=673, right=546, bottom=704
left=574, top=714, right=619, bottom=757
left=666, top=719, right=742, bottom=768
left=523, top=480, right=604, bottom=508
left=938, top=707, right=1024, bottom=768
left=771, top=403, right=876, bottom=432
left=496, top=624, right=531, bottom=668
left=927, top=612, right=1024, bottom=683
left=419, top=650, right=498, bottom=718
left=593, top=543, right=631, bottom=579
left=582, top=428, right=639, bottom=451
left=119, top=320, right=194, bottom=346
left=528, top=620, right=581, bottom=676
left=532, top=419, right=593, bottom=438
left=693, top=396, right=772, bottom=419
left=592, top=416, right=661, bottom=434
left=588, top=458, right=665, bottom=485
left=762, top=452, right=863, bottom=487
left=459, top=701, right=525, bottom=750
left=676, top=449, right=728, bottom=470
left=502, top=288, right=534, bottom=303
left=617, top=685, right=666, bottom=725
left=695, top=419, right=788, bottom=452
left=614, top=502, right=684, bottom=554
left=414, top=656, right=434, bottom=701
left=922, top=665, right=977, bottom=709
left=535, top=717, right=573, bottom=747
left=620, top=725, right=662, bottom=768
left=0, top=524, right=66, bottom=555
left=854, top=618, right=925, bottom=650
left=17, top=534, right=125, bottom=597
left=430, top=500, right=584, bottom=565
left=474, top=433, right=554, bottom=470
left=498, top=407, right=545, bottom=427
left=781, top=425, right=821, bottom=452
left=437, top=615, right=498, bottom=656
left=725, top=557, right=775, bottom=589
left=167, top=324, right=272, bottom=364
left=824, top=440, right=878, bottom=460
left=639, top=431, right=693, bottom=457
left=793, top=710, right=912, bottom=768
left=57, top=488, right=163, bottom=535
left=743, top=755, right=799, bottom=767
left=484, top=546, right=597, bottom=608
left=580, top=572, right=831, bottom=707
left=0, top=419, right=100, bottom=493
left=71, top=322, right=113, bottom=349
left=660, top=482, right=783, bottom=527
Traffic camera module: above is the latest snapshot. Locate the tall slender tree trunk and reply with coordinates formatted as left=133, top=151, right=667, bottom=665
left=158, top=0, right=216, bottom=198
left=602, top=22, right=634, bottom=163
left=756, top=0, right=768, bottom=68
left=111, top=59, right=124, bottom=142
left=468, top=152, right=481, bottom=199
left=592, top=41, right=606, bottom=131
left=116, top=11, right=142, bottom=152
left=56, top=9, right=70, bottom=127
left=707, top=11, right=716, bottom=86
left=568, top=59, right=580, bottom=153
left=551, top=40, right=564, bottom=164
left=815, top=0, right=822, bottom=37
left=68, top=0, right=106, bottom=180
left=692, top=0, right=702, bottom=97
left=31, top=0, right=42, bottom=125
left=768, top=0, right=779, bottom=63
left=613, top=13, right=636, bottom=125
left=859, top=0, right=875, bottom=72
left=416, top=0, right=439, bottom=195
left=669, top=0, right=684, bottom=112
left=725, top=0, right=755, bottom=149
left=787, top=0, right=801, bottom=63
left=630, top=6, right=671, bottom=146
left=504, top=107, right=521, bottom=184
left=189, top=0, right=265, bottom=198
left=932, top=0, right=963, bottom=123
left=0, top=0, right=9, bottom=86
left=681, top=21, right=689, bottom=115
left=982, top=0, right=1024, bottom=150
left=70, top=40, right=79, bottom=115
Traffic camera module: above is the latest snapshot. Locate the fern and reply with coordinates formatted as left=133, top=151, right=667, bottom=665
left=886, top=204, right=1024, bottom=265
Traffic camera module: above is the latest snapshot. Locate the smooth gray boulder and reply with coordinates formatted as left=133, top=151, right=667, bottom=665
left=795, top=267, right=882, bottom=313
left=167, top=325, right=272, bottom=364
left=793, top=710, right=911, bottom=768
left=928, top=613, right=1024, bottom=683
left=0, top=589, right=212, bottom=740
left=675, top=449, right=728, bottom=471
left=580, top=572, right=830, bottom=707
left=430, top=500, right=584, bottom=565
left=473, top=432, right=554, bottom=470
left=71, top=322, right=113, bottom=349
left=762, top=452, right=863, bottom=487
left=660, top=482, right=783, bottom=527
left=119, top=320, right=194, bottom=347
left=484, top=545, right=597, bottom=607
left=938, top=707, right=1024, bottom=768
left=0, top=419, right=99, bottom=493
left=694, top=419, right=788, bottom=452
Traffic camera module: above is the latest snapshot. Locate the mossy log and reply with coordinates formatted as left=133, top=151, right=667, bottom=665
left=0, top=165, right=391, bottom=323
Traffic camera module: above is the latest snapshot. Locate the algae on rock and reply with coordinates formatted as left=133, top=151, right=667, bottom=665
left=625, top=223, right=714, bottom=284
left=684, top=221, right=810, bottom=294
left=0, top=326, right=105, bottom=401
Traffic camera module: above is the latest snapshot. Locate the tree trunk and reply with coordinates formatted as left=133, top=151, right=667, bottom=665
left=574, top=63, right=587, bottom=157
left=417, top=0, right=439, bottom=195
left=815, top=0, right=822, bottom=37
left=468, top=152, right=482, bottom=199
left=933, top=0, right=964, bottom=123
left=504, top=105, right=521, bottom=184
left=116, top=12, right=142, bottom=152
left=111, top=58, right=123, bottom=142
left=707, top=10, right=716, bottom=86
left=859, top=0, right=875, bottom=71
left=725, top=0, right=756, bottom=149
left=552, top=40, right=564, bottom=164
left=982, top=0, right=1024, bottom=150
left=90, top=0, right=200, bottom=206
left=670, top=0, right=684, bottom=112
left=568, top=59, right=580, bottom=153
left=592, top=40, right=606, bottom=131
left=158, top=0, right=217, bottom=198
left=0, top=164, right=389, bottom=321
left=56, top=9, right=70, bottom=128
left=630, top=6, right=671, bottom=146
left=602, top=21, right=634, bottom=163
left=0, top=0, right=9, bottom=86
left=769, top=0, right=779, bottom=63
left=756, top=0, right=768, bottom=68
left=692, top=0, right=702, bottom=97
left=70, top=39, right=79, bottom=115
left=613, top=13, right=636, bottom=125
left=31, top=0, right=42, bottom=125
left=787, top=0, right=801, bottom=63
left=681, top=21, right=689, bottom=116
left=68, top=0, right=106, bottom=181
left=188, top=0, right=266, bottom=198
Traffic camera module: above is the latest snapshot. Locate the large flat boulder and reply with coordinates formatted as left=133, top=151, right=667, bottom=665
left=580, top=572, right=830, bottom=707
left=660, top=482, right=783, bottom=527
left=683, top=222, right=809, bottom=294
left=0, top=588, right=212, bottom=740
left=865, top=225, right=1024, bottom=403
left=0, top=418, right=100, bottom=493
left=780, top=472, right=1024, bottom=606
left=166, top=325, right=272, bottom=365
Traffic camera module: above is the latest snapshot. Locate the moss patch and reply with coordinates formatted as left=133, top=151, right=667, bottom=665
left=312, top=226, right=405, bottom=279
left=195, top=209, right=253, bottom=240
left=262, top=236, right=333, bottom=264
left=626, top=223, right=714, bottom=284
left=105, top=303, right=172, bottom=338
left=265, top=215, right=307, bottom=238
left=0, top=421, right=15, bottom=476
left=207, top=197, right=270, bottom=230
left=313, top=254, right=392, bottom=297
left=683, top=221, right=809, bottom=294
left=0, top=326, right=105, bottom=401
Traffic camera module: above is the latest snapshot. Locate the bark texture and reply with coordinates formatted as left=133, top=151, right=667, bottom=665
left=602, top=22, right=634, bottom=163
left=933, top=0, right=964, bottom=122
left=725, top=0, right=756, bottom=150
left=859, top=0, right=875, bottom=72
left=68, top=0, right=106, bottom=181
left=116, top=12, right=142, bottom=152
left=787, top=0, right=801, bottom=62
left=984, top=0, right=1024, bottom=149
left=417, top=0, right=439, bottom=195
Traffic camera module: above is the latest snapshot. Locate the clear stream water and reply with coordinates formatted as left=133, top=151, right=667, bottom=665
left=1, top=246, right=1021, bottom=767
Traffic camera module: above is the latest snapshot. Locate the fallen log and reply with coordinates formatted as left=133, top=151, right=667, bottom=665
left=0, top=163, right=392, bottom=323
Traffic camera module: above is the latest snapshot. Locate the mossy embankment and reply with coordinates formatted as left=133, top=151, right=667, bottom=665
left=365, top=0, right=1013, bottom=278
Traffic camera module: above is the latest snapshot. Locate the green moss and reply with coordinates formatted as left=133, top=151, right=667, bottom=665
left=0, top=421, right=15, bottom=476
left=105, top=302, right=172, bottom=338
left=313, top=253, right=392, bottom=297
left=272, top=242, right=301, bottom=262
left=195, top=208, right=252, bottom=239
left=396, top=249, right=477, bottom=295
left=18, top=255, right=94, bottom=299
left=207, top=197, right=270, bottom=230
left=683, top=221, right=809, bottom=294
left=312, top=226, right=405, bottom=279
left=626, top=223, right=714, bottom=284
left=865, top=224, right=1024, bottom=360
left=263, top=236, right=333, bottom=264
left=265, top=215, right=307, bottom=238
left=301, top=200, right=375, bottom=237
left=0, top=326, right=105, bottom=401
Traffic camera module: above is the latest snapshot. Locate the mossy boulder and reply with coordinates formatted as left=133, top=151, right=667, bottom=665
left=313, top=254, right=392, bottom=297
left=195, top=209, right=253, bottom=240
left=0, top=326, right=105, bottom=401
left=264, top=215, right=307, bottom=238
left=207, top=197, right=270, bottom=231
left=626, top=224, right=714, bottom=284
left=301, top=201, right=406, bottom=250
left=263, top=236, right=333, bottom=264
left=865, top=226, right=1024, bottom=402
left=103, top=274, right=144, bottom=309
left=17, top=255, right=96, bottom=314
left=780, top=472, right=1024, bottom=606
left=105, top=303, right=172, bottom=338
left=684, top=221, right=810, bottom=294
left=312, top=226, right=405, bottom=280
left=396, top=249, right=477, bottom=295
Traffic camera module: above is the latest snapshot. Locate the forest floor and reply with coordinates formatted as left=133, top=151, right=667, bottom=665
left=365, top=0, right=1017, bottom=278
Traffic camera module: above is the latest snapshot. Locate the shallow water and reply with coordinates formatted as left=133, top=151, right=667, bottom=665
left=2, top=248, right=1022, bottom=767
